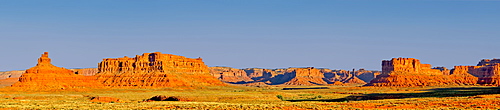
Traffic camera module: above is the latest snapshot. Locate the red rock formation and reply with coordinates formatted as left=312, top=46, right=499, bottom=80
left=11, top=52, right=101, bottom=90
left=477, top=59, right=500, bottom=66
left=95, top=52, right=225, bottom=88
left=244, top=68, right=273, bottom=81
left=381, top=58, right=441, bottom=75
left=0, top=70, right=24, bottom=80
left=0, top=78, right=19, bottom=87
left=355, top=69, right=381, bottom=83
left=449, top=66, right=479, bottom=85
left=70, top=68, right=98, bottom=76
left=321, top=69, right=368, bottom=84
left=366, top=58, right=469, bottom=87
left=279, top=67, right=328, bottom=86
left=208, top=67, right=379, bottom=86
left=452, top=59, right=500, bottom=85
left=0, top=70, right=24, bottom=87
left=208, top=67, right=253, bottom=83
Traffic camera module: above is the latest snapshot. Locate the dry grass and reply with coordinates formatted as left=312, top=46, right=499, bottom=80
left=0, top=85, right=499, bottom=109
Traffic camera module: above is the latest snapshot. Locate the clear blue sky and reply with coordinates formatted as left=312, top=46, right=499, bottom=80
left=1, top=0, right=499, bottom=71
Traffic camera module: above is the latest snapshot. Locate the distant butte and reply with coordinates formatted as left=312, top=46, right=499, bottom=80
left=365, top=58, right=477, bottom=87
left=453, top=59, right=500, bottom=86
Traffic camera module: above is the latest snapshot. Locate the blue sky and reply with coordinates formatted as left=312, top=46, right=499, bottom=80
left=1, top=0, right=499, bottom=71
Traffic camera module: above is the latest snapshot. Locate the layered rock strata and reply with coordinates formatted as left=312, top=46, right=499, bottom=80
left=209, top=67, right=253, bottom=83
left=208, top=67, right=379, bottom=86
left=278, top=67, right=328, bottom=85
left=95, top=52, right=225, bottom=87
left=366, top=58, right=477, bottom=87
left=11, top=52, right=100, bottom=89
left=453, top=59, right=500, bottom=85
left=70, top=68, right=98, bottom=76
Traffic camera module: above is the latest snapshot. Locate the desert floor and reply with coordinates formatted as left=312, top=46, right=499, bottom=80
left=1, top=85, right=499, bottom=109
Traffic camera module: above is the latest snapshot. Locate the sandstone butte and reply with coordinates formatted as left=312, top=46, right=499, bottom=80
left=453, top=59, right=500, bottom=86
left=277, top=67, right=329, bottom=86
left=209, top=67, right=253, bottom=83
left=94, top=52, right=225, bottom=88
left=11, top=52, right=101, bottom=90
left=366, top=58, right=478, bottom=87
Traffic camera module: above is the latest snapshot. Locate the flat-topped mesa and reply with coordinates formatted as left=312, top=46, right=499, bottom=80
left=208, top=67, right=253, bottom=83
left=98, top=52, right=208, bottom=74
left=382, top=58, right=441, bottom=75
left=11, top=52, right=101, bottom=90
left=367, top=57, right=473, bottom=87
left=453, top=59, right=500, bottom=85
left=95, top=52, right=225, bottom=88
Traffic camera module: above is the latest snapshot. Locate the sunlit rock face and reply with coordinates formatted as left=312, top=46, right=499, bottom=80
left=95, top=52, right=225, bottom=88
left=453, top=59, right=500, bottom=86
left=12, top=52, right=101, bottom=90
left=366, top=58, right=478, bottom=87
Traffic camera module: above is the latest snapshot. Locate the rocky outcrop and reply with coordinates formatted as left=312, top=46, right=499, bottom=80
left=90, top=96, right=122, bottom=103
left=366, top=58, right=475, bottom=87
left=381, top=58, right=442, bottom=75
left=452, top=59, right=500, bottom=85
left=244, top=68, right=273, bottom=81
left=321, top=69, right=370, bottom=84
left=0, top=71, right=24, bottom=80
left=70, top=68, right=98, bottom=76
left=278, top=67, right=328, bottom=85
left=11, top=52, right=101, bottom=90
left=95, top=52, right=225, bottom=88
left=209, top=67, right=253, bottom=83
left=208, top=67, right=379, bottom=86
left=0, top=78, right=19, bottom=87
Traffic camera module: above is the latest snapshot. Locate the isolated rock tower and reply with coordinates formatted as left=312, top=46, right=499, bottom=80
left=11, top=52, right=100, bottom=90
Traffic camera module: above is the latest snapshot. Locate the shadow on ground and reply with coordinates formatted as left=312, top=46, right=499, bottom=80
left=287, top=87, right=500, bottom=102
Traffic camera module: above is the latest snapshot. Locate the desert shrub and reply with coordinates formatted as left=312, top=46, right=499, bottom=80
left=276, top=95, right=284, bottom=101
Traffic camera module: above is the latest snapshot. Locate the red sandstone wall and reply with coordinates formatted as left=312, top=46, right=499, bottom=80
left=95, top=52, right=225, bottom=87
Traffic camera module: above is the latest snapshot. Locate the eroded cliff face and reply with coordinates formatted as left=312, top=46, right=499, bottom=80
left=381, top=58, right=441, bottom=75
left=95, top=52, right=225, bottom=88
left=321, top=69, right=370, bottom=84
left=279, top=67, right=328, bottom=85
left=11, top=52, right=101, bottom=90
left=453, top=59, right=500, bottom=85
left=366, top=58, right=476, bottom=87
left=209, top=67, right=253, bottom=83
left=208, top=67, right=379, bottom=86
left=70, top=68, right=98, bottom=76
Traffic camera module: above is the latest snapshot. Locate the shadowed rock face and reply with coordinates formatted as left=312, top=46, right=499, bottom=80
left=208, top=67, right=379, bottom=86
left=11, top=52, right=101, bottom=90
left=279, top=67, right=328, bottom=85
left=209, top=67, right=253, bottom=83
left=453, top=59, right=500, bottom=86
left=366, top=58, right=478, bottom=87
left=95, top=52, right=225, bottom=88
